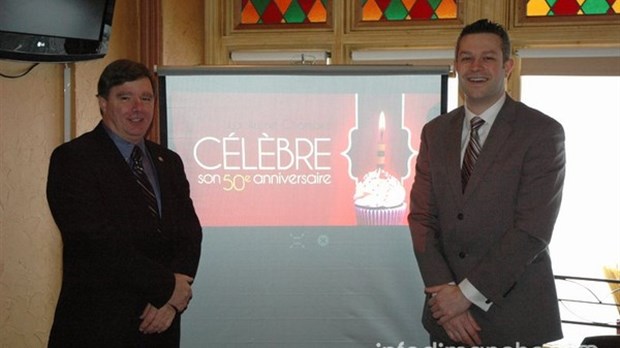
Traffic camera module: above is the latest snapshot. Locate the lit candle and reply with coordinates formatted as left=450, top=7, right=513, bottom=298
left=377, top=111, right=386, bottom=169
left=379, top=111, right=385, bottom=142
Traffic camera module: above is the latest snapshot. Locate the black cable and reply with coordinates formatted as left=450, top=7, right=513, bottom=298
left=0, top=63, right=39, bottom=78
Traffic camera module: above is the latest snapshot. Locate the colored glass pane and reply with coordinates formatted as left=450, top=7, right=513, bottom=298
left=435, top=0, right=458, bottom=18
left=582, top=0, right=611, bottom=14
left=410, top=0, right=435, bottom=19
left=363, top=0, right=384, bottom=20
left=241, top=2, right=261, bottom=23
left=361, top=0, right=458, bottom=22
left=384, top=1, right=408, bottom=20
left=240, top=0, right=328, bottom=25
left=283, top=1, right=306, bottom=23
left=307, top=1, right=328, bottom=22
left=525, top=0, right=619, bottom=16
left=274, top=0, right=293, bottom=13
left=527, top=0, right=552, bottom=16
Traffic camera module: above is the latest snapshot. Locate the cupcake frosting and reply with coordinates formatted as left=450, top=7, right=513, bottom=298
left=354, top=168, right=406, bottom=209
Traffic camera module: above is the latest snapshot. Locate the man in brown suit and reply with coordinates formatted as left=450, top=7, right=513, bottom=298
left=408, top=19, right=565, bottom=346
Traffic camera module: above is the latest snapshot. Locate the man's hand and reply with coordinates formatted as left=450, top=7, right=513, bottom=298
left=139, top=303, right=177, bottom=334
left=168, top=273, right=194, bottom=312
left=426, top=283, right=471, bottom=324
left=441, top=310, right=482, bottom=346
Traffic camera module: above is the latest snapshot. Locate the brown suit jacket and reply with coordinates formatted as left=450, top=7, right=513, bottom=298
left=408, top=96, right=565, bottom=344
left=47, top=122, right=202, bottom=347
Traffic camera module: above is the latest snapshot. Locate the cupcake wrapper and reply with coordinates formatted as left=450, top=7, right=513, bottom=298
left=355, top=203, right=407, bottom=226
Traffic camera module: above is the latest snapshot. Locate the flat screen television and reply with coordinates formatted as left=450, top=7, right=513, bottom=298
left=0, top=0, right=116, bottom=62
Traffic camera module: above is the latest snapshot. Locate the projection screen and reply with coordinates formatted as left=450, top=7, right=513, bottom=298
left=158, top=65, right=449, bottom=348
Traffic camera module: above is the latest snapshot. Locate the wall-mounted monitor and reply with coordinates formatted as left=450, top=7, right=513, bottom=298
left=0, top=0, right=116, bottom=62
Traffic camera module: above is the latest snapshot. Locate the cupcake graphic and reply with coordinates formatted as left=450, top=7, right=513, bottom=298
left=354, top=168, right=407, bottom=225
left=353, top=111, right=407, bottom=225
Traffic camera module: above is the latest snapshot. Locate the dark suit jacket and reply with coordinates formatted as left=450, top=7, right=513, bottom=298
left=47, top=122, right=202, bottom=347
left=408, top=96, right=565, bottom=345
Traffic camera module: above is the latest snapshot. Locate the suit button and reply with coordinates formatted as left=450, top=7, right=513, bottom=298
left=459, top=251, right=467, bottom=259
left=457, top=213, right=464, bottom=220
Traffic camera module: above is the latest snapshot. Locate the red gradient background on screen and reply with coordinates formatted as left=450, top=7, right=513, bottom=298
left=167, top=91, right=439, bottom=227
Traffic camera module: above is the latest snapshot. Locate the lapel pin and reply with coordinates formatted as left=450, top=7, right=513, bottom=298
left=158, top=156, right=164, bottom=162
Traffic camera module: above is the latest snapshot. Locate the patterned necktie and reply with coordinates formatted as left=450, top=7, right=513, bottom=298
left=130, top=146, right=161, bottom=231
left=461, top=116, right=485, bottom=192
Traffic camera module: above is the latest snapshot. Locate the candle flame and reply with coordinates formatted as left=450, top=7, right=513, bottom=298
left=379, top=111, right=386, bottom=132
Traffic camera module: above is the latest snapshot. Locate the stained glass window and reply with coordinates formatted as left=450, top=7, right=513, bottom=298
left=361, top=0, right=458, bottom=22
left=526, top=0, right=620, bottom=17
left=240, top=0, right=329, bottom=25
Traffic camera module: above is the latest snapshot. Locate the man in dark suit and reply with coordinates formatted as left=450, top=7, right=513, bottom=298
left=46, top=59, right=202, bottom=347
left=408, top=19, right=565, bottom=346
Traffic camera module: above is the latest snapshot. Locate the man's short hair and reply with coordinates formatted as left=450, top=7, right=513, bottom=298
left=97, top=59, right=155, bottom=98
left=456, top=19, right=512, bottom=63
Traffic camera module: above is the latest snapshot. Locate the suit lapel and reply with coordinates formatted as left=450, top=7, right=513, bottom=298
left=462, top=97, right=515, bottom=198
left=92, top=124, right=137, bottom=184
left=92, top=124, right=156, bottom=221
left=445, top=109, right=466, bottom=201
left=146, top=143, right=168, bottom=216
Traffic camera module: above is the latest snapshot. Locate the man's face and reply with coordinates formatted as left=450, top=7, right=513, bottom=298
left=98, top=77, right=155, bottom=144
left=455, top=33, right=514, bottom=113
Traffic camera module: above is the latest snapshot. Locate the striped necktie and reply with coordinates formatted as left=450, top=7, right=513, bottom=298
left=461, top=116, right=485, bottom=192
left=130, top=146, right=161, bottom=231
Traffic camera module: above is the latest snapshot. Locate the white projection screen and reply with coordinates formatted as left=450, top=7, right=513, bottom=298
left=157, top=65, right=449, bottom=348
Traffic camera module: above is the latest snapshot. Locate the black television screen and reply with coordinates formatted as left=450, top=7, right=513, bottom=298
left=0, top=0, right=116, bottom=62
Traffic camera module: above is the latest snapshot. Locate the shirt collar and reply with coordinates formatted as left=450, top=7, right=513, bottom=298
left=464, top=93, right=506, bottom=128
left=102, top=123, right=146, bottom=162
